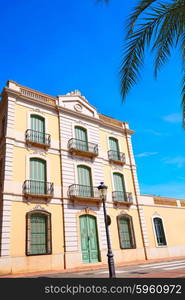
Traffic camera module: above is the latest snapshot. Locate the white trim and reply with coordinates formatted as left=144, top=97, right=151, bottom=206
left=0, top=198, right=12, bottom=256
left=151, top=214, right=168, bottom=248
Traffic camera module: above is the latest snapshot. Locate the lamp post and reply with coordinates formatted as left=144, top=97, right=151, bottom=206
left=97, top=182, right=116, bottom=278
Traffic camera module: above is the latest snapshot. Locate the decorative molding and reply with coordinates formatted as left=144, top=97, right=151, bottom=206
left=112, top=165, right=123, bottom=171
left=30, top=108, right=45, bottom=115
left=85, top=207, right=94, bottom=214
left=30, top=205, right=48, bottom=212
left=152, top=211, right=161, bottom=217
left=119, top=210, right=129, bottom=215
left=74, top=104, right=83, bottom=112
left=75, top=120, right=87, bottom=127
left=31, top=150, right=46, bottom=156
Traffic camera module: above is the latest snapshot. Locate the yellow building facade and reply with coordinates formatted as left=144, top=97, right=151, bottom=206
left=0, top=80, right=185, bottom=274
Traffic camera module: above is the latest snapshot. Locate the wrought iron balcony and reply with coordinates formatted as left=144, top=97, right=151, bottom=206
left=112, top=191, right=133, bottom=205
left=25, top=129, right=51, bottom=148
left=108, top=150, right=126, bottom=165
left=68, top=138, right=98, bottom=158
left=68, top=184, right=101, bottom=202
left=23, top=180, right=54, bottom=198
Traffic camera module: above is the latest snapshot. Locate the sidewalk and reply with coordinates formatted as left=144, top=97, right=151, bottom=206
left=1, top=255, right=185, bottom=278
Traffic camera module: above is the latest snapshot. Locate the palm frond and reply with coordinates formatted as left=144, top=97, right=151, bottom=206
left=126, top=0, right=158, bottom=37
left=181, top=72, right=185, bottom=128
left=152, top=1, right=185, bottom=77
left=181, top=30, right=185, bottom=128
left=121, top=5, right=171, bottom=100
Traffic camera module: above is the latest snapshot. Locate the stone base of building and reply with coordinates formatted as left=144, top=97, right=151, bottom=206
left=113, top=248, right=146, bottom=263
left=146, top=245, right=185, bottom=260
left=0, top=253, right=64, bottom=275
left=1, top=246, right=185, bottom=275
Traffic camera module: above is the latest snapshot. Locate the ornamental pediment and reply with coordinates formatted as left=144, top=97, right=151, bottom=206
left=58, top=91, right=99, bottom=119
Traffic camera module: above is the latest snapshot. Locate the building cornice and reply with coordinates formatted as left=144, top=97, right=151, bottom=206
left=57, top=105, right=134, bottom=135
left=140, top=194, right=185, bottom=202
left=2, top=81, right=134, bottom=135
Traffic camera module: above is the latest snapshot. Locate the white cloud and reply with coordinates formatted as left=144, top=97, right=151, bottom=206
left=162, top=113, right=181, bottom=123
left=162, top=156, right=185, bottom=168
left=136, top=152, right=158, bottom=158
left=141, top=182, right=185, bottom=199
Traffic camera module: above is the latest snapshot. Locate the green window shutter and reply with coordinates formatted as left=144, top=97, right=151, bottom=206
left=31, top=115, right=45, bottom=144
left=75, top=126, right=88, bottom=151
left=30, top=213, right=47, bottom=254
left=119, top=217, right=132, bottom=249
left=113, top=173, right=126, bottom=202
left=77, top=165, right=92, bottom=197
left=154, top=218, right=167, bottom=246
left=77, top=165, right=92, bottom=186
left=30, top=158, right=46, bottom=194
left=109, top=137, right=120, bottom=160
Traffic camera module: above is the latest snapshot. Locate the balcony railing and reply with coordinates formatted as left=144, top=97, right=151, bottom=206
left=108, top=150, right=126, bottom=165
left=68, top=138, right=98, bottom=157
left=68, top=184, right=101, bottom=202
left=25, top=129, right=51, bottom=148
left=23, top=180, right=54, bottom=198
left=112, top=191, right=133, bottom=204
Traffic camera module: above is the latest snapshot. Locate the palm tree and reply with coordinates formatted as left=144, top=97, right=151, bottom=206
left=99, top=0, right=185, bottom=126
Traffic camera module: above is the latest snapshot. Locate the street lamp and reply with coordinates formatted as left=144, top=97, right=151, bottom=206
left=97, top=182, right=116, bottom=278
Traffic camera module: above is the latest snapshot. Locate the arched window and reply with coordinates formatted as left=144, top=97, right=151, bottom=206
left=30, top=114, right=45, bottom=144
left=117, top=215, right=136, bottom=249
left=153, top=217, right=167, bottom=246
left=26, top=211, right=52, bottom=255
left=75, top=126, right=88, bottom=151
left=77, top=165, right=93, bottom=197
left=113, top=173, right=126, bottom=202
left=109, top=137, right=120, bottom=160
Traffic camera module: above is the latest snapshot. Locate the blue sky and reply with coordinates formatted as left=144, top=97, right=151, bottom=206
left=0, top=0, right=185, bottom=199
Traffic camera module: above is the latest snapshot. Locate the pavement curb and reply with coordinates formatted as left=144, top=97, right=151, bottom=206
left=1, top=255, right=185, bottom=278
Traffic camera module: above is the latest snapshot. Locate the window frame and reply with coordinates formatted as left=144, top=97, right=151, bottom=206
left=113, top=172, right=126, bottom=192
left=74, top=126, right=88, bottom=140
left=153, top=216, right=167, bottom=247
left=77, top=164, right=93, bottom=187
left=109, top=136, right=119, bottom=149
left=26, top=154, right=51, bottom=184
left=26, top=210, right=52, bottom=256
left=28, top=112, right=47, bottom=133
left=117, top=214, right=136, bottom=249
left=30, top=157, right=47, bottom=182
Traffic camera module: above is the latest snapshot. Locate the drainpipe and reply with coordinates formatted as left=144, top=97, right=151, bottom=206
left=56, top=105, right=67, bottom=269
left=123, top=122, right=148, bottom=260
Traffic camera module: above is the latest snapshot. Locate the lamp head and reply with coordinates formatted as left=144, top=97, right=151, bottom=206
left=97, top=182, right=108, bottom=198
